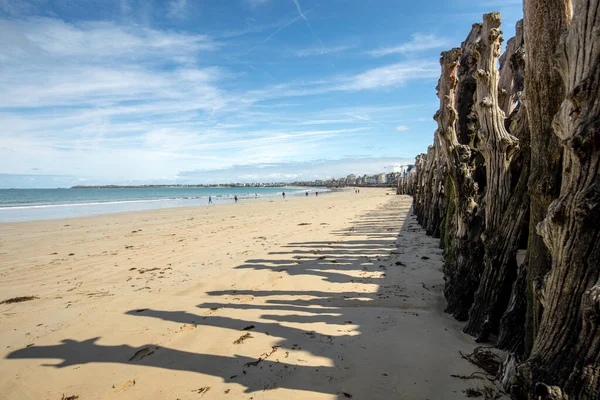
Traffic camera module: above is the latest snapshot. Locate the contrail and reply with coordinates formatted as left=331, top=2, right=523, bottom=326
left=262, top=13, right=303, bottom=43
left=292, top=0, right=324, bottom=48
left=345, top=112, right=384, bottom=126
left=244, top=13, right=303, bottom=54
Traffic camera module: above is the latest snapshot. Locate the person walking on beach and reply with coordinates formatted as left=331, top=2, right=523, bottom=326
left=315, top=191, right=318, bottom=197
left=208, top=195, right=213, bottom=205
left=234, top=195, right=238, bottom=203
left=306, top=191, right=309, bottom=197
left=282, top=192, right=286, bottom=200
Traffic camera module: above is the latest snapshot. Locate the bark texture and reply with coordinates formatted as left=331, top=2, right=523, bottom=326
left=463, top=13, right=529, bottom=340
left=434, top=46, right=485, bottom=321
left=425, top=135, right=446, bottom=238
left=406, top=142, right=447, bottom=240
left=514, top=0, right=600, bottom=397
left=496, top=22, right=530, bottom=353
left=523, top=0, right=573, bottom=356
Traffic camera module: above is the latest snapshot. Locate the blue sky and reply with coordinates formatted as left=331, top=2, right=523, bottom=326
left=0, top=0, right=523, bottom=188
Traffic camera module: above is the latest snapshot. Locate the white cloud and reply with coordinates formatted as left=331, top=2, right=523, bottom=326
left=339, top=61, right=439, bottom=91
left=368, top=33, right=449, bottom=57
left=242, top=60, right=439, bottom=102
left=0, top=18, right=216, bottom=61
left=0, top=18, right=223, bottom=109
left=0, top=16, right=431, bottom=185
left=396, top=125, right=410, bottom=132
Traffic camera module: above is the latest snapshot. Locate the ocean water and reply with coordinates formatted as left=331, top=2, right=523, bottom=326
left=0, top=187, right=324, bottom=223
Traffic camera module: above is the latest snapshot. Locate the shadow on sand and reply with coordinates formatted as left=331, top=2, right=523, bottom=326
left=7, top=197, right=449, bottom=398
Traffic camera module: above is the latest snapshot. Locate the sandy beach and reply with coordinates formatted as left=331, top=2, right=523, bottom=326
left=0, top=189, right=499, bottom=399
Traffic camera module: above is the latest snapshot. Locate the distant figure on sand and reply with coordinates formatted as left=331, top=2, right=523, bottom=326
left=234, top=195, right=238, bottom=203
left=306, top=191, right=309, bottom=196
left=208, top=195, right=213, bottom=205
left=282, top=192, right=286, bottom=200
left=315, top=192, right=318, bottom=197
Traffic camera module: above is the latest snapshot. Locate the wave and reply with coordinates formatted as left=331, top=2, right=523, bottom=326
left=0, top=188, right=330, bottom=212
left=0, top=197, right=198, bottom=210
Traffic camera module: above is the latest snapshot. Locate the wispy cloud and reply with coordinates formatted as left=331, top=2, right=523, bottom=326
left=167, top=0, right=187, bottom=19
left=395, top=125, right=410, bottom=132
left=345, top=113, right=383, bottom=126
left=294, top=45, right=351, bottom=57
left=244, top=0, right=271, bottom=7
left=243, top=60, right=438, bottom=101
left=0, top=18, right=222, bottom=109
left=0, top=14, right=433, bottom=185
left=368, top=33, right=449, bottom=57
left=339, top=61, right=439, bottom=91
left=0, top=0, right=39, bottom=16
left=0, top=17, right=216, bottom=62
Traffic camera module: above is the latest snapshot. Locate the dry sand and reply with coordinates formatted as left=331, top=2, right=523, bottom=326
left=0, top=189, right=502, bottom=399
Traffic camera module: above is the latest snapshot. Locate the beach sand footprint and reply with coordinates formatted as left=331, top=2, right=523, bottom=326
left=192, top=386, right=211, bottom=397
left=113, top=379, right=135, bottom=392
left=203, top=307, right=221, bottom=316
left=128, top=346, right=158, bottom=362
left=176, top=324, right=197, bottom=334
left=233, top=333, right=252, bottom=345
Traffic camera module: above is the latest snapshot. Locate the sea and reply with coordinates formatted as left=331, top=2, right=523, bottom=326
left=0, top=187, right=325, bottom=223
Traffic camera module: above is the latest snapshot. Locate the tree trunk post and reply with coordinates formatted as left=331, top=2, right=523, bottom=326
left=522, top=0, right=573, bottom=357
left=463, top=13, right=528, bottom=339
left=515, top=0, right=600, bottom=396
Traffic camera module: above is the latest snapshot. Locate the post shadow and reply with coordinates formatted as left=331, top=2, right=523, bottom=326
left=7, top=199, right=419, bottom=398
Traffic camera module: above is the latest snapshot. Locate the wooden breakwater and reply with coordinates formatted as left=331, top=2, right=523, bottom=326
left=397, top=3, right=600, bottom=399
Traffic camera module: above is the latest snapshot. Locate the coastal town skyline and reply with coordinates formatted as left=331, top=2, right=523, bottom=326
left=0, top=157, right=415, bottom=188
left=69, top=168, right=410, bottom=189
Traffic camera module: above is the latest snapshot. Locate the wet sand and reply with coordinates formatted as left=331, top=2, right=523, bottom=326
left=0, top=189, right=500, bottom=399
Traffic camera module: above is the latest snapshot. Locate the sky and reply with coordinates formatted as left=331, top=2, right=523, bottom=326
left=0, top=0, right=523, bottom=188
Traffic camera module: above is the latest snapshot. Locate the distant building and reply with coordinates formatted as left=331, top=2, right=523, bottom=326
left=346, top=174, right=356, bottom=185
left=377, top=173, right=387, bottom=184
left=386, top=172, right=398, bottom=185
left=396, top=165, right=414, bottom=177
left=365, top=175, right=378, bottom=184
